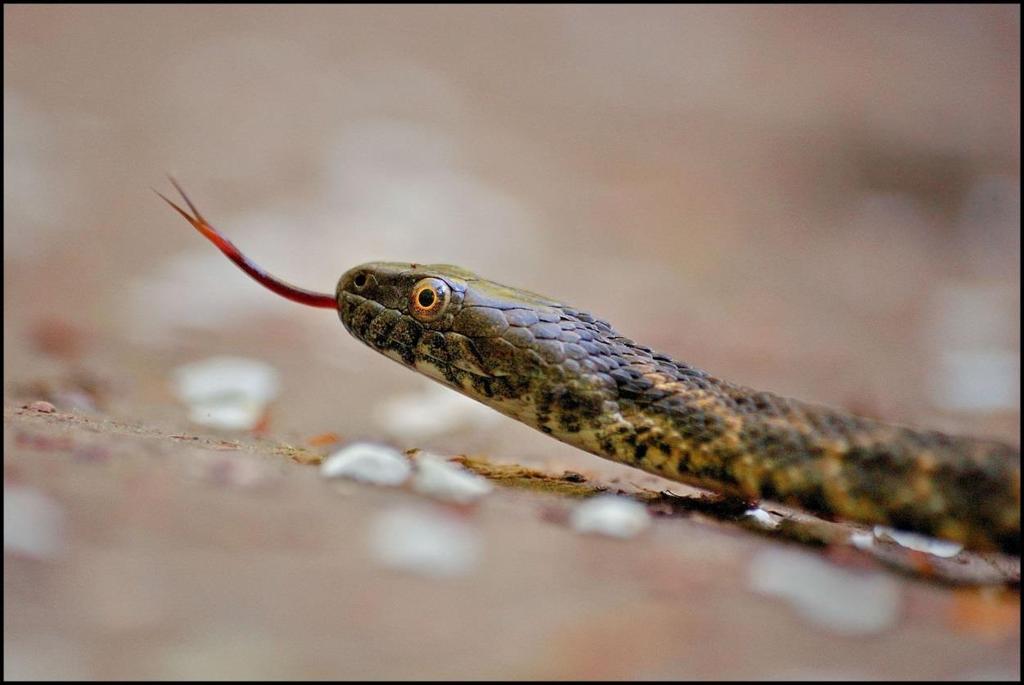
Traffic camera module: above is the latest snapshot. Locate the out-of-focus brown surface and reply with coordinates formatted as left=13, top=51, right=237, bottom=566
left=4, top=5, right=1019, bottom=680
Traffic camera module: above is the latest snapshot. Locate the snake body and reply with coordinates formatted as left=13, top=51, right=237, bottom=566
left=337, top=262, right=1020, bottom=555
left=159, top=186, right=1020, bottom=557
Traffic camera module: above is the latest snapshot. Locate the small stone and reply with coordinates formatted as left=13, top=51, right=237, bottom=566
left=172, top=356, right=279, bottom=431
left=569, top=495, right=651, bottom=538
left=368, top=506, right=481, bottom=578
left=411, top=453, right=493, bottom=504
left=744, top=507, right=779, bottom=529
left=174, top=356, right=279, bottom=404
left=320, top=442, right=412, bottom=486
left=748, top=548, right=901, bottom=636
left=873, top=526, right=963, bottom=558
left=26, top=400, right=56, bottom=413
left=187, top=403, right=266, bottom=432
left=849, top=531, right=875, bottom=550
left=4, top=484, right=66, bottom=560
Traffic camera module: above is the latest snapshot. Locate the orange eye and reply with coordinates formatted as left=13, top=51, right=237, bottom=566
left=410, top=278, right=451, bottom=322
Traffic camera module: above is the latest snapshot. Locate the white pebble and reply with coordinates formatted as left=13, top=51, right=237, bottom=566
left=872, top=526, right=963, bottom=558
left=744, top=507, right=779, bottom=529
left=172, top=356, right=279, bottom=431
left=320, top=443, right=412, bottom=486
left=569, top=495, right=651, bottom=538
left=173, top=355, right=279, bottom=403
left=186, top=402, right=265, bottom=432
left=368, top=506, right=481, bottom=578
left=849, top=531, right=875, bottom=550
left=4, top=484, right=66, bottom=561
left=411, top=453, right=493, bottom=504
left=748, top=548, right=901, bottom=636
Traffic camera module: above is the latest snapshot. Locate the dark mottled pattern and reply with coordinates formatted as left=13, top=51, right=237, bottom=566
left=337, top=263, right=1021, bottom=555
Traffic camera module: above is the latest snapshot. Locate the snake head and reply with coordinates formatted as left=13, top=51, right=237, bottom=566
left=336, top=262, right=586, bottom=387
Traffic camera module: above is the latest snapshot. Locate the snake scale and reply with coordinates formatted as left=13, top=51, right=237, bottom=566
left=161, top=181, right=1020, bottom=556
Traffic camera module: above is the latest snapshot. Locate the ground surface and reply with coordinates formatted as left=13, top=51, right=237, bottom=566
left=3, top=369, right=1020, bottom=679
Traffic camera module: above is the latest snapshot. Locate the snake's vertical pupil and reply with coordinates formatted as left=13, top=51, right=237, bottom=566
left=418, top=289, right=435, bottom=307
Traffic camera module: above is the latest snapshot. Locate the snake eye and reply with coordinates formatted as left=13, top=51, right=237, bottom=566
left=352, top=272, right=369, bottom=290
left=410, top=278, right=451, bottom=322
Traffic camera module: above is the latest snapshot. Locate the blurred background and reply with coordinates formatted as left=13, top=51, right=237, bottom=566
left=4, top=5, right=1020, bottom=680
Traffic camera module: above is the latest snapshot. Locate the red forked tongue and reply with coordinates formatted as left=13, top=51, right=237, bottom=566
left=157, top=178, right=337, bottom=309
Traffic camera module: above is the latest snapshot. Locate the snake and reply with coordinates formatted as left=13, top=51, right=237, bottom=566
left=159, top=180, right=1020, bottom=556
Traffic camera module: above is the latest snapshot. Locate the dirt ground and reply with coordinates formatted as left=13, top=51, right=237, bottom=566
left=4, top=365, right=1021, bottom=680
left=4, top=5, right=1020, bottom=680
